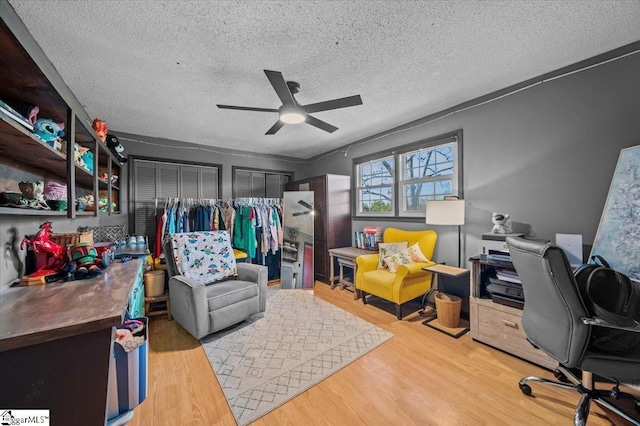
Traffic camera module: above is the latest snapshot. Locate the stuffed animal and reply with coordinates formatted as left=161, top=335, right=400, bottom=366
left=491, top=213, right=513, bottom=234
left=68, top=242, right=103, bottom=280
left=28, top=106, right=65, bottom=145
left=81, top=149, right=95, bottom=174
left=74, top=143, right=90, bottom=169
left=18, top=181, right=49, bottom=209
left=105, top=133, right=127, bottom=163
left=92, top=118, right=108, bottom=143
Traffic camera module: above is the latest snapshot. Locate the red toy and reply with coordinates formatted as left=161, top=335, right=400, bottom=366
left=92, top=118, right=108, bottom=143
left=20, top=221, right=68, bottom=277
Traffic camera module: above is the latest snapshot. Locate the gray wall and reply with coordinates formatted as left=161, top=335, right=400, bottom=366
left=3, top=48, right=639, bottom=287
left=307, top=50, right=640, bottom=268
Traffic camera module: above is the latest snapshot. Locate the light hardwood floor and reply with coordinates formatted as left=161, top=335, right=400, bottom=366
left=130, top=282, right=639, bottom=425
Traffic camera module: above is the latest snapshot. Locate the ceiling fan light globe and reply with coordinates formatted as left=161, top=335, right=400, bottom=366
left=279, top=104, right=306, bottom=124
left=280, top=112, right=306, bottom=124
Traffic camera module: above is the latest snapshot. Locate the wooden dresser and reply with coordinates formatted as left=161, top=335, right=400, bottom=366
left=0, top=258, right=146, bottom=425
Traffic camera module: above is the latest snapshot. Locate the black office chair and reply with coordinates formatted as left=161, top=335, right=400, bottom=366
left=506, top=237, right=640, bottom=426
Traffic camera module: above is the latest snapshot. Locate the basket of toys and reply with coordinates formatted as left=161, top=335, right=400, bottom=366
left=50, top=231, right=94, bottom=247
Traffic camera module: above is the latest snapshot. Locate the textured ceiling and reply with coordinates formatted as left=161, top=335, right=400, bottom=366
left=7, top=1, right=640, bottom=159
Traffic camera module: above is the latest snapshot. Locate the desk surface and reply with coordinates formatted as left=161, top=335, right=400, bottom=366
left=329, top=246, right=376, bottom=258
left=423, top=264, right=469, bottom=277
left=0, top=258, right=142, bottom=351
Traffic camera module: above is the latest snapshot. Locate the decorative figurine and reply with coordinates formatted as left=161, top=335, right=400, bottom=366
left=92, top=118, right=108, bottom=142
left=20, top=221, right=68, bottom=283
left=491, top=213, right=513, bottom=234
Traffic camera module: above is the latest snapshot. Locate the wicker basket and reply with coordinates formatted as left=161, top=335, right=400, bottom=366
left=50, top=231, right=94, bottom=247
left=77, top=225, right=125, bottom=243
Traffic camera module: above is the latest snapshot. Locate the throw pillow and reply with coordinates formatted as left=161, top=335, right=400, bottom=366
left=384, top=242, right=430, bottom=273
left=169, top=231, right=237, bottom=284
left=377, top=241, right=408, bottom=269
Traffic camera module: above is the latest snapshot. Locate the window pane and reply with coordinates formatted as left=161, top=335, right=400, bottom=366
left=435, top=179, right=452, bottom=195
left=360, top=157, right=393, bottom=186
left=359, top=187, right=392, bottom=213
left=404, top=182, right=434, bottom=212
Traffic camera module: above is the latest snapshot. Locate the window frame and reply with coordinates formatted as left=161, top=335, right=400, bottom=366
left=352, top=130, right=463, bottom=220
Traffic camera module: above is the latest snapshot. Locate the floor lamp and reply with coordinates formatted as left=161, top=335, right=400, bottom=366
left=425, top=198, right=466, bottom=267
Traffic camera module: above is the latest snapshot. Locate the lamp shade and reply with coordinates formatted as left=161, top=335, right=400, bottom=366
left=425, top=199, right=465, bottom=225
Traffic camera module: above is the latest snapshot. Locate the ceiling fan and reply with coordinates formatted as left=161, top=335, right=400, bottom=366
left=217, top=70, right=363, bottom=135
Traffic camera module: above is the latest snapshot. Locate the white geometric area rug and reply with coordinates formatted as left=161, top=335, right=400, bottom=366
left=200, top=289, right=393, bottom=425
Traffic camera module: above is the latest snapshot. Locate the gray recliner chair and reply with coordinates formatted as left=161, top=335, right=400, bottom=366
left=506, top=236, right=640, bottom=426
left=163, top=231, right=267, bottom=339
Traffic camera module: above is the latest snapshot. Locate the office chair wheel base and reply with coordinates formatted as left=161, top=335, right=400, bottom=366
left=520, top=383, right=532, bottom=396
left=553, top=369, right=569, bottom=383
left=610, top=386, right=619, bottom=399
left=574, top=408, right=588, bottom=426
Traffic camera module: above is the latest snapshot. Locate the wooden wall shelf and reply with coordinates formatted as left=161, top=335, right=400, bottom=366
left=0, top=13, right=122, bottom=216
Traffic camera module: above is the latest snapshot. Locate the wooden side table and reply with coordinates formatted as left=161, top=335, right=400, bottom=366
left=421, top=264, right=470, bottom=306
left=421, top=264, right=470, bottom=337
left=145, top=292, right=172, bottom=320
left=328, top=247, right=375, bottom=299
left=423, top=264, right=470, bottom=280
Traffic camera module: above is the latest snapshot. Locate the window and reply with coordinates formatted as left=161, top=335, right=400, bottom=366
left=353, top=130, right=462, bottom=218
left=356, top=156, right=394, bottom=216
left=400, top=141, right=458, bottom=215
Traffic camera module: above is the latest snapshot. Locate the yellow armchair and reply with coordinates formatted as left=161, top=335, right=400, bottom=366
left=355, top=227, right=437, bottom=319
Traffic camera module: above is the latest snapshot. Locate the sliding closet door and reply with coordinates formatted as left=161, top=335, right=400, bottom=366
left=133, top=160, right=159, bottom=244
left=131, top=158, right=221, bottom=250
left=233, top=167, right=292, bottom=198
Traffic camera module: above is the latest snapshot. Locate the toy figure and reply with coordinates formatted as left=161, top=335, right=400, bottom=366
left=92, top=118, right=108, bottom=143
left=68, top=242, right=103, bottom=279
left=491, top=213, right=513, bottom=234
left=105, top=133, right=128, bottom=163
left=20, top=221, right=68, bottom=277
left=18, top=180, right=49, bottom=209
left=81, top=149, right=95, bottom=174
left=28, top=106, right=65, bottom=145
left=74, top=143, right=90, bottom=170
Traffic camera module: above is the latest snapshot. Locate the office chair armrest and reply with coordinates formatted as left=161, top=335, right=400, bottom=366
left=581, top=317, right=640, bottom=333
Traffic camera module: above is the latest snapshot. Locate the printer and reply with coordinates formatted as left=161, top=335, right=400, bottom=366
left=478, top=232, right=524, bottom=257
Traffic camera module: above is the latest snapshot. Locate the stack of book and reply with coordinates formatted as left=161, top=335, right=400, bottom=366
left=0, top=99, right=34, bottom=131
left=354, top=226, right=382, bottom=250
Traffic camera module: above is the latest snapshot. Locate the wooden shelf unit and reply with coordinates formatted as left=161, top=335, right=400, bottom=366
left=0, top=12, right=122, bottom=217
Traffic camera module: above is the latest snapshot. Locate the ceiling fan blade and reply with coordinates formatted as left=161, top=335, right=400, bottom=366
left=305, top=115, right=338, bottom=133
left=217, top=104, right=278, bottom=113
left=265, top=120, right=285, bottom=135
left=264, top=70, right=296, bottom=106
left=303, top=95, right=363, bottom=114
